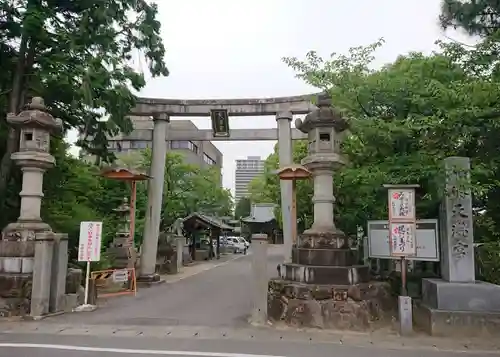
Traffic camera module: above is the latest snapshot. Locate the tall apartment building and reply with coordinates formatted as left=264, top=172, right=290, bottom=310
left=81, top=117, right=223, bottom=183
left=234, top=156, right=265, bottom=203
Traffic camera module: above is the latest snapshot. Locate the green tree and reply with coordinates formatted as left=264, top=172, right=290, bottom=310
left=281, top=38, right=500, bottom=237
left=138, top=150, right=233, bottom=235
left=249, top=141, right=313, bottom=231
left=440, top=0, right=500, bottom=36
left=251, top=38, right=500, bottom=284
left=234, top=197, right=251, bottom=220
left=0, top=0, right=168, bottom=204
left=41, top=140, right=132, bottom=266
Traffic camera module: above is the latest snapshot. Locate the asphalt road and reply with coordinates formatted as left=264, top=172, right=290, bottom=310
left=41, top=246, right=283, bottom=327
left=0, top=332, right=496, bottom=357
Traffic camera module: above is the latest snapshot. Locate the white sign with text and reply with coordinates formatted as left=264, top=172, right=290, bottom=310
left=389, top=222, right=416, bottom=256
left=388, top=188, right=416, bottom=221
left=367, top=219, right=440, bottom=261
left=78, top=221, right=103, bottom=262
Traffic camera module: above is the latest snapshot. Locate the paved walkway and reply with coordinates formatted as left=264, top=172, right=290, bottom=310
left=159, top=253, right=247, bottom=284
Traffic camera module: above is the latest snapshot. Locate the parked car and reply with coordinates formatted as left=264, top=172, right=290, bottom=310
left=238, top=237, right=250, bottom=249
left=226, top=236, right=247, bottom=254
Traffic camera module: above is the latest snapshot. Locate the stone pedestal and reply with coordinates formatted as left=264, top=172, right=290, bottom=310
left=49, top=233, right=68, bottom=313
left=415, top=157, right=500, bottom=336
left=415, top=279, right=500, bottom=336
left=30, top=232, right=54, bottom=317
left=268, top=232, right=392, bottom=330
left=0, top=239, right=34, bottom=316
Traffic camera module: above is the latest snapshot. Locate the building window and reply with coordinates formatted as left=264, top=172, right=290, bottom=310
left=131, top=140, right=149, bottom=149
left=171, top=140, right=188, bottom=149
left=191, top=142, right=199, bottom=154
left=203, top=153, right=216, bottom=165
left=171, top=140, right=198, bottom=153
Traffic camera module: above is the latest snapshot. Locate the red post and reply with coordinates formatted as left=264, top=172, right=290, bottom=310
left=129, top=180, right=137, bottom=245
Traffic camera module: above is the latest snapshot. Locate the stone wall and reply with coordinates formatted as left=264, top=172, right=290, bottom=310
left=0, top=240, right=35, bottom=316
left=268, top=279, right=394, bottom=330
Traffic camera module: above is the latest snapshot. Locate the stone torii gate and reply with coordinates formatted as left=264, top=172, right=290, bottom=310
left=131, top=94, right=319, bottom=283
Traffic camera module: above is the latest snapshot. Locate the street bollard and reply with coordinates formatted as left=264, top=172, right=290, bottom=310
left=250, top=233, right=268, bottom=325
left=175, top=236, right=184, bottom=273
left=398, top=295, right=413, bottom=336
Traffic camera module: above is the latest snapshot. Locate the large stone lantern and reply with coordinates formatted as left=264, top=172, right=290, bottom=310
left=3, top=97, right=62, bottom=237
left=267, top=93, right=391, bottom=331
left=295, top=93, right=348, bottom=235
left=0, top=97, right=71, bottom=318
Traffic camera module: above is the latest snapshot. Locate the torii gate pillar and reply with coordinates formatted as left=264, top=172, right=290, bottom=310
left=138, top=113, right=169, bottom=283
left=276, top=111, right=294, bottom=263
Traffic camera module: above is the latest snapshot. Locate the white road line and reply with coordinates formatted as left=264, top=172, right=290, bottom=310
left=0, top=343, right=286, bottom=357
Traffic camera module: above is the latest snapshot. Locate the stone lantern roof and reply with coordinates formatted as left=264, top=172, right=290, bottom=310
left=6, top=97, right=63, bottom=132
left=295, top=93, right=349, bottom=133
left=275, top=164, right=311, bottom=180
left=113, top=197, right=130, bottom=214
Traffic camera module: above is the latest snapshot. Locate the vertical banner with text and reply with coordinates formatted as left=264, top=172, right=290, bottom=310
left=387, top=189, right=417, bottom=256
left=78, top=221, right=103, bottom=262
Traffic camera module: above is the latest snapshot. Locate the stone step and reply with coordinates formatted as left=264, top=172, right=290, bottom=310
left=292, top=248, right=355, bottom=266
left=279, top=263, right=369, bottom=285
left=297, top=232, right=348, bottom=249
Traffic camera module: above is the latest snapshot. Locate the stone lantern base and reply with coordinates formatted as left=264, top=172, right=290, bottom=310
left=267, top=231, right=394, bottom=330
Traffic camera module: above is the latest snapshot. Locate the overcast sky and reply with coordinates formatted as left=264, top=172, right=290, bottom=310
left=68, top=0, right=469, bottom=196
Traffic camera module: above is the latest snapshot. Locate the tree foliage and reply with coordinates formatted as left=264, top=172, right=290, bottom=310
left=0, top=0, right=169, bottom=204
left=0, top=1, right=234, bottom=269
left=42, top=140, right=126, bottom=262
left=31, top=146, right=232, bottom=265
left=250, top=37, right=500, bottom=283
left=440, top=0, right=500, bottom=37
left=234, top=197, right=251, bottom=220
left=138, top=150, right=233, bottom=237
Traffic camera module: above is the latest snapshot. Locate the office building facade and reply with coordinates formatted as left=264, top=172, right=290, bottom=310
left=234, top=156, right=265, bottom=203
left=82, top=117, right=223, bottom=183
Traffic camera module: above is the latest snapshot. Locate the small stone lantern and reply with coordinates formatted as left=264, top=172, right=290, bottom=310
left=107, top=197, right=138, bottom=269
left=114, top=197, right=131, bottom=238
left=295, top=93, right=348, bottom=234
left=3, top=97, right=62, bottom=238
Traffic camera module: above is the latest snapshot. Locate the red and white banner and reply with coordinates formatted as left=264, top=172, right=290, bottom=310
left=78, top=221, right=103, bottom=262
